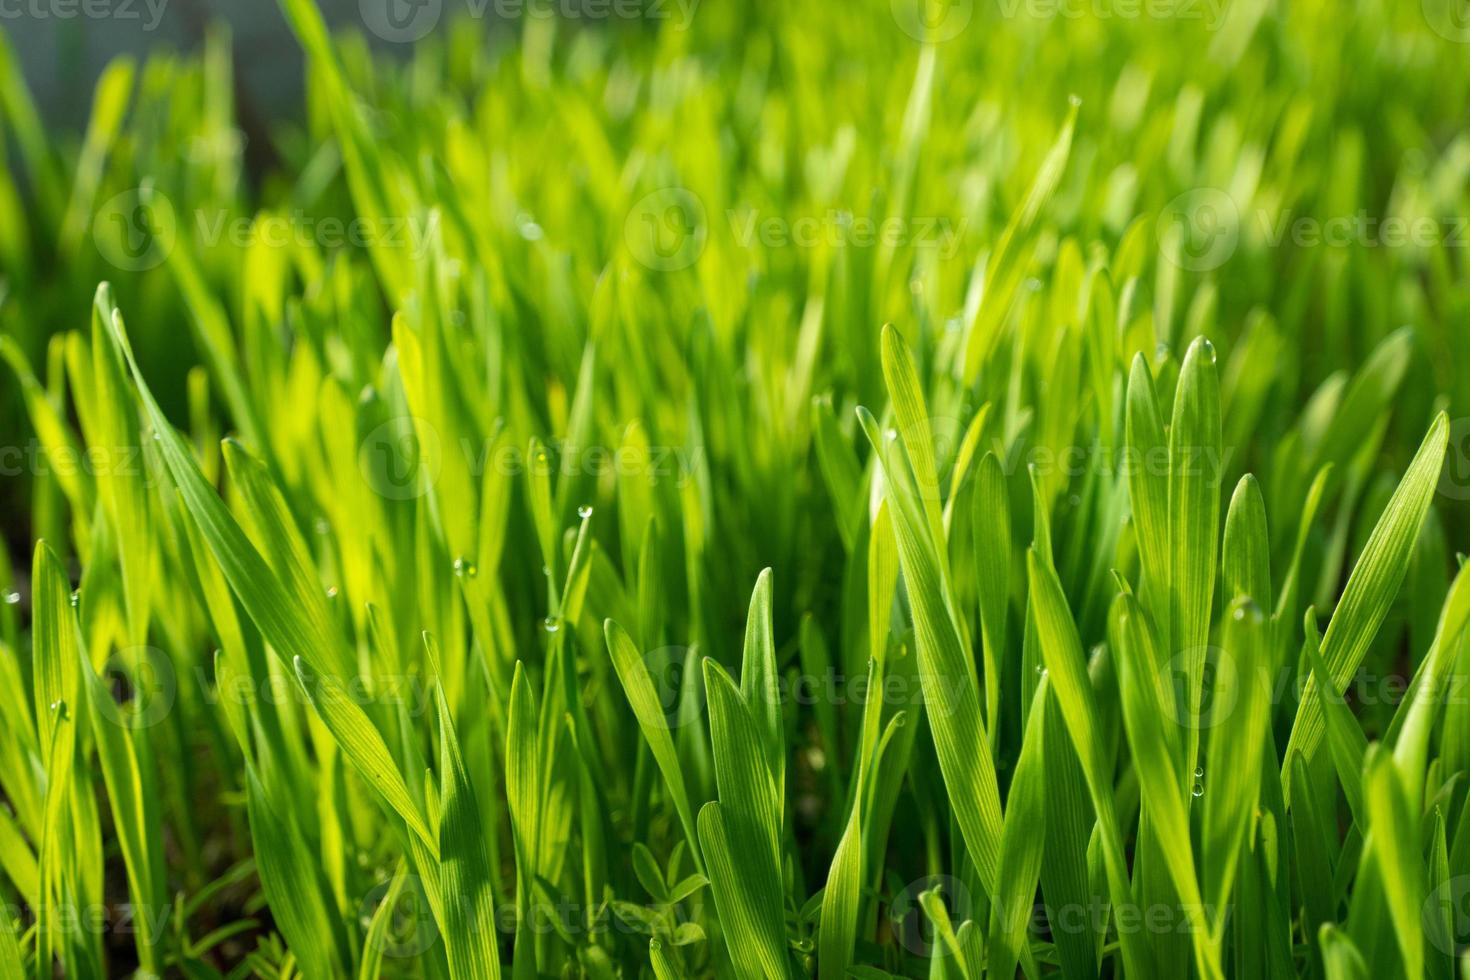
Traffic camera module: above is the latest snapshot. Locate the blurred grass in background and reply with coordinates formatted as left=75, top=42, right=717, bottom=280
left=0, top=0, right=1468, bottom=975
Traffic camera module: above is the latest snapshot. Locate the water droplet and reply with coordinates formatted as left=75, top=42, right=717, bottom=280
left=2, top=591, right=18, bottom=605
left=314, top=517, right=330, bottom=535
left=69, top=590, right=79, bottom=608
left=1193, top=766, right=1204, bottom=779
left=1192, top=782, right=1204, bottom=797
left=151, top=430, right=162, bottom=441
left=1200, top=338, right=1217, bottom=364
left=453, top=556, right=478, bottom=578
left=1233, top=605, right=1246, bottom=620
left=885, top=428, right=898, bottom=442
left=1068, top=94, right=1082, bottom=107
left=543, top=617, right=560, bottom=633
left=1035, top=663, right=1045, bottom=674
left=1068, top=494, right=1081, bottom=508
left=326, top=586, right=339, bottom=599
left=577, top=505, right=593, bottom=519
left=1155, top=342, right=1171, bottom=362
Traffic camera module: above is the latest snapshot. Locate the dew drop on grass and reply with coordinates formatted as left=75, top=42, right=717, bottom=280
left=453, top=556, right=478, bottom=578
left=1192, top=782, right=1204, bottom=797
left=326, top=586, right=339, bottom=600
left=2, top=591, right=18, bottom=605
left=543, top=617, right=560, bottom=633
left=1201, top=338, right=1217, bottom=364
left=1194, top=766, right=1204, bottom=779
left=578, top=505, right=593, bottom=519
left=70, top=590, right=79, bottom=607
left=884, top=428, right=898, bottom=442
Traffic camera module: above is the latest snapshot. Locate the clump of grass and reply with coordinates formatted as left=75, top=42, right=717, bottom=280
left=1, top=0, right=1469, bottom=977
